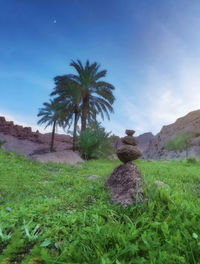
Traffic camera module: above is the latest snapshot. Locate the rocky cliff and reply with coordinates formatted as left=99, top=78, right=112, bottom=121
left=144, top=110, right=200, bottom=159
left=0, top=116, right=41, bottom=142
left=136, top=132, right=154, bottom=153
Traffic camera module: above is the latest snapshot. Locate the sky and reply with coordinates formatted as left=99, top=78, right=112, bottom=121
left=1, top=0, right=200, bottom=136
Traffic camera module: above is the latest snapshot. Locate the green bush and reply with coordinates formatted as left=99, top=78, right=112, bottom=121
left=187, top=156, right=198, bottom=164
left=164, top=132, right=195, bottom=158
left=79, top=122, right=112, bottom=159
left=0, top=140, right=6, bottom=149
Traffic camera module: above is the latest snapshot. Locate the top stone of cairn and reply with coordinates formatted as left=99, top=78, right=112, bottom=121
left=125, top=129, right=135, bottom=136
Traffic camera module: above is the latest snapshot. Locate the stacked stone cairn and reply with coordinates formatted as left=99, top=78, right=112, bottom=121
left=106, top=129, right=144, bottom=207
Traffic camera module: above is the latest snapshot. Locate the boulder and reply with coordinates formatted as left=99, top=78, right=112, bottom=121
left=106, top=162, right=143, bottom=207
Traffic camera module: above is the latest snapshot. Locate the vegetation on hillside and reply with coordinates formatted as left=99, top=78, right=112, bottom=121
left=164, top=132, right=195, bottom=158
left=0, top=150, right=200, bottom=263
left=0, top=140, right=6, bottom=149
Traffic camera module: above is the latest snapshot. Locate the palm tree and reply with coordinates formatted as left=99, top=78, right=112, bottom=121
left=51, top=76, right=81, bottom=150
left=52, top=60, right=115, bottom=133
left=37, top=99, right=65, bottom=152
left=69, top=60, right=115, bottom=131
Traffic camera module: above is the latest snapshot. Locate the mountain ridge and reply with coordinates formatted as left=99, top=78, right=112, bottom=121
left=143, top=109, right=200, bottom=159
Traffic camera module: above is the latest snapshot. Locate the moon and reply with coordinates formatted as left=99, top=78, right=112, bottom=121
left=53, top=20, right=57, bottom=24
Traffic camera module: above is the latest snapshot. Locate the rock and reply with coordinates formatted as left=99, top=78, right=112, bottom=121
left=88, top=175, right=101, bottom=180
left=117, top=145, right=142, bottom=163
left=154, top=181, right=167, bottom=187
left=0, top=117, right=6, bottom=123
left=125, top=129, right=135, bottom=136
left=73, top=164, right=83, bottom=169
left=106, top=162, right=143, bottom=207
left=122, top=136, right=137, bottom=146
left=0, top=117, right=36, bottom=141
left=5, top=207, right=12, bottom=212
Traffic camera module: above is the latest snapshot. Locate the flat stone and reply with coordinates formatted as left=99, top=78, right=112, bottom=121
left=73, top=164, right=83, bottom=169
left=117, top=145, right=142, bottom=163
left=88, top=175, right=101, bottom=180
left=122, top=136, right=137, bottom=146
left=154, top=181, right=168, bottom=187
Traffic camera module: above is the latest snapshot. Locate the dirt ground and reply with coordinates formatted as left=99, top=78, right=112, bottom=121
left=31, top=150, right=84, bottom=164
left=0, top=132, right=84, bottom=164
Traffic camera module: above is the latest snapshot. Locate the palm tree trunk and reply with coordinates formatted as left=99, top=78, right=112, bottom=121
left=73, top=110, right=78, bottom=151
left=50, top=120, right=56, bottom=152
left=81, top=96, right=88, bottom=131
left=186, top=146, right=188, bottom=159
left=94, top=112, right=97, bottom=123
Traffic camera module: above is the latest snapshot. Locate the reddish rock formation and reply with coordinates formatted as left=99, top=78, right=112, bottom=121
left=0, top=116, right=41, bottom=142
left=0, top=117, right=82, bottom=163
left=0, top=116, right=72, bottom=151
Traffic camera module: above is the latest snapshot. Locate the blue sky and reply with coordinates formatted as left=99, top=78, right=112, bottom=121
left=1, top=0, right=200, bottom=136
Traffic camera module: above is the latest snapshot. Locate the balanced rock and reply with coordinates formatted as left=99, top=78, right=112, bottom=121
left=117, top=145, right=142, bottom=163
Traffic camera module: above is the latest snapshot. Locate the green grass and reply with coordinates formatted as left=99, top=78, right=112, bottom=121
left=0, top=150, right=200, bottom=263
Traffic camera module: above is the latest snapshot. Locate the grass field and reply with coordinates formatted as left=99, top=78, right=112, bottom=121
left=0, top=150, right=200, bottom=263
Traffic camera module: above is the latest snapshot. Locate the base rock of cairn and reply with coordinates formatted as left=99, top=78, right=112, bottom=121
left=106, top=129, right=144, bottom=206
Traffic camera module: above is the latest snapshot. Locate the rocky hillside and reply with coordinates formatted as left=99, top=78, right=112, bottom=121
left=0, top=116, right=72, bottom=153
left=0, top=116, right=84, bottom=164
left=136, top=132, right=154, bottom=153
left=144, top=110, right=200, bottom=159
left=2, top=110, right=200, bottom=160
left=0, top=116, right=41, bottom=142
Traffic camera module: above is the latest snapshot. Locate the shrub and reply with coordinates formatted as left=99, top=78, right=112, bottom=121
left=79, top=122, right=112, bottom=159
left=164, top=132, right=195, bottom=158
left=0, top=140, right=6, bottom=149
left=187, top=156, right=198, bottom=164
